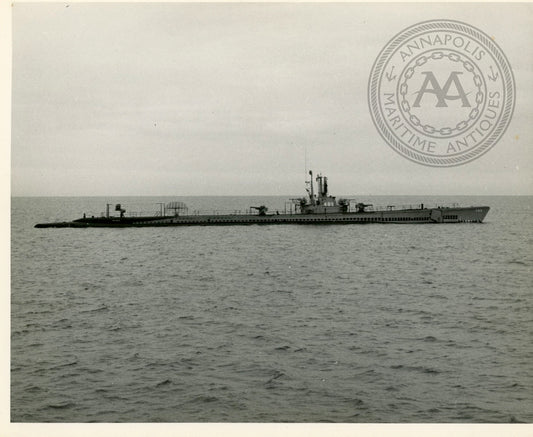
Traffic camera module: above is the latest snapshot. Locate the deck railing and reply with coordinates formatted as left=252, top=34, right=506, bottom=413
left=364, top=203, right=460, bottom=212
left=93, top=202, right=462, bottom=218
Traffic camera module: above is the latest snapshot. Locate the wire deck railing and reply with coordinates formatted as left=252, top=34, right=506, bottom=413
left=92, top=202, right=463, bottom=218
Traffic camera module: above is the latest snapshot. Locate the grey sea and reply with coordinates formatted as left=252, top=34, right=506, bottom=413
left=11, top=195, right=533, bottom=423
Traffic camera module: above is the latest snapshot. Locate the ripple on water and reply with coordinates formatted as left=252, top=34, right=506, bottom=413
left=10, top=196, right=533, bottom=422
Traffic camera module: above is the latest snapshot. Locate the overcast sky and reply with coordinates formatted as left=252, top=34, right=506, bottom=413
left=10, top=2, right=533, bottom=196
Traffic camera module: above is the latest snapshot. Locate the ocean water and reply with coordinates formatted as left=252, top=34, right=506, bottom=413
left=11, top=195, right=533, bottom=422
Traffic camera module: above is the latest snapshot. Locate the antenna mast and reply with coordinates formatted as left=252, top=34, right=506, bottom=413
left=308, top=170, right=315, bottom=205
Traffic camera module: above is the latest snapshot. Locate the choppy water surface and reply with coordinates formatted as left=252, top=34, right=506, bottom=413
left=11, top=196, right=533, bottom=422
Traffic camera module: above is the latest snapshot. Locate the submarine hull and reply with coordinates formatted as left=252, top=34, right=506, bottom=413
left=35, top=206, right=490, bottom=228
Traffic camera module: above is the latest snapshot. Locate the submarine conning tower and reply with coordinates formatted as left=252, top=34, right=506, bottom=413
left=299, top=170, right=346, bottom=214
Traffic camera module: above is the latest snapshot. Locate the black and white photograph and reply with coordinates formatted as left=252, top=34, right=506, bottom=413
left=6, top=1, right=533, bottom=435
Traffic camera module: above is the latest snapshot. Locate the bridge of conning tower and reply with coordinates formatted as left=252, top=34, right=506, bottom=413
left=299, top=171, right=348, bottom=214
